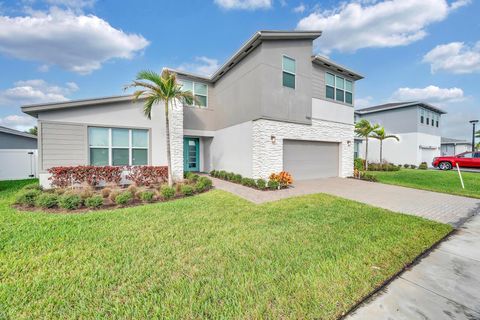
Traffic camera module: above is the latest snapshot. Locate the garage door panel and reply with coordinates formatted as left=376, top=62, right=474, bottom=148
left=283, top=140, right=339, bottom=180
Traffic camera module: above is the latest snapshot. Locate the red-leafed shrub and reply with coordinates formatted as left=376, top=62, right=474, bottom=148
left=125, top=166, right=168, bottom=186
left=48, top=166, right=123, bottom=188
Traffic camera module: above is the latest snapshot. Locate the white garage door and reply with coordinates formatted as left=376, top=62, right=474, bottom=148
left=0, top=149, right=37, bottom=180
left=283, top=140, right=339, bottom=180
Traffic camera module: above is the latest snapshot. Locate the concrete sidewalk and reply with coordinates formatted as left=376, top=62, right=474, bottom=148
left=211, top=176, right=480, bottom=226
left=345, top=215, right=480, bottom=320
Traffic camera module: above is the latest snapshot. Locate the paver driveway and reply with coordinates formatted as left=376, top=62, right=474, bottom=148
left=212, top=177, right=480, bottom=226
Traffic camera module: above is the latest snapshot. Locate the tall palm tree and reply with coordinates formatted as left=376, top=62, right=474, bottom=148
left=371, top=127, right=399, bottom=163
left=125, top=70, right=195, bottom=186
left=355, top=119, right=380, bottom=170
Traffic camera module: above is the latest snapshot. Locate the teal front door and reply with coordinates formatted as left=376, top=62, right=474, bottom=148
left=184, top=137, right=200, bottom=172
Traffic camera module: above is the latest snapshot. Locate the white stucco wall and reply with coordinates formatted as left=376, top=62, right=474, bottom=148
left=252, top=118, right=354, bottom=179
left=311, top=98, right=354, bottom=125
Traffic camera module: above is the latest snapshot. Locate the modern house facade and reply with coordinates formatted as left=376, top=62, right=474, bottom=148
left=355, top=102, right=446, bottom=165
left=22, top=31, right=363, bottom=188
left=441, top=137, right=471, bottom=156
left=0, top=126, right=37, bottom=180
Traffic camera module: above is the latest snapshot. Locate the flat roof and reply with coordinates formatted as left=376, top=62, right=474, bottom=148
left=441, top=137, right=469, bottom=144
left=312, top=55, right=363, bottom=80
left=0, top=125, right=37, bottom=139
left=356, top=101, right=446, bottom=115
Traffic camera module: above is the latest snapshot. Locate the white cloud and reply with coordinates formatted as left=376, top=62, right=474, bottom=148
left=177, top=56, right=220, bottom=77
left=355, top=96, right=374, bottom=109
left=0, top=114, right=36, bottom=131
left=0, top=8, right=149, bottom=74
left=391, top=85, right=464, bottom=103
left=293, top=3, right=306, bottom=13
left=296, top=0, right=470, bottom=54
left=423, top=41, right=480, bottom=74
left=0, top=79, right=78, bottom=107
left=214, top=0, right=272, bottom=10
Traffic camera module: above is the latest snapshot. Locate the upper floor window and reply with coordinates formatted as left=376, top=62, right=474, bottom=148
left=282, top=56, right=296, bottom=89
left=179, top=80, right=208, bottom=108
left=420, top=109, right=424, bottom=124
left=88, top=127, right=148, bottom=166
left=420, top=107, right=440, bottom=127
left=326, top=72, right=353, bottom=105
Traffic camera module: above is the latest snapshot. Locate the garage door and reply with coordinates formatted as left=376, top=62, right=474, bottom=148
left=283, top=140, right=339, bottom=180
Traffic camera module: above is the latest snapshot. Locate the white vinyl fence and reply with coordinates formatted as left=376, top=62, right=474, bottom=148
left=0, top=149, right=38, bottom=180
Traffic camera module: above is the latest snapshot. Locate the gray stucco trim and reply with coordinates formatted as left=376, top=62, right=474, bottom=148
left=357, top=101, right=446, bottom=115
left=183, top=129, right=215, bottom=137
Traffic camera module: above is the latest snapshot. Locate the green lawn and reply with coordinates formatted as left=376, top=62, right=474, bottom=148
left=369, top=169, right=480, bottom=198
left=0, top=179, right=451, bottom=319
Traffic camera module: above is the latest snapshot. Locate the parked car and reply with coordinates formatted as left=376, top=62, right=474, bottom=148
left=432, top=152, right=480, bottom=170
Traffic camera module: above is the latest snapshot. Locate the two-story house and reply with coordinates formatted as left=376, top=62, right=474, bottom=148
left=354, top=102, right=446, bottom=165
left=21, top=31, right=363, bottom=188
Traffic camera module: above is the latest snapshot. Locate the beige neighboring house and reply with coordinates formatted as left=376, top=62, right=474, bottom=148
left=22, top=30, right=364, bottom=188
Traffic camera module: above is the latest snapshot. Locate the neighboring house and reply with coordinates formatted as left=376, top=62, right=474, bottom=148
left=441, top=137, right=471, bottom=156
left=0, top=126, right=38, bottom=180
left=22, top=30, right=363, bottom=188
left=355, top=101, right=446, bottom=166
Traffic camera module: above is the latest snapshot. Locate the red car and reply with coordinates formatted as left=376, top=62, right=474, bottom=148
left=433, top=152, right=480, bottom=170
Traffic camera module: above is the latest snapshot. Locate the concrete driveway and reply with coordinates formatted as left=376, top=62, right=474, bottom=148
left=212, top=177, right=480, bottom=226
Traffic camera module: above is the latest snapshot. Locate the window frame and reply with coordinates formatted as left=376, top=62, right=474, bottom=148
left=282, top=55, right=296, bottom=90
left=88, top=127, right=149, bottom=166
left=179, top=80, right=208, bottom=108
left=325, top=72, right=353, bottom=105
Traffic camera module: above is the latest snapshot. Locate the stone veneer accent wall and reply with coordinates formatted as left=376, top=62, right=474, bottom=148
left=170, top=102, right=184, bottom=181
left=251, top=118, right=354, bottom=179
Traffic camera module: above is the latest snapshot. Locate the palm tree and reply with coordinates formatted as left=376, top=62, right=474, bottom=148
left=25, top=126, right=37, bottom=136
left=125, top=70, right=195, bottom=186
left=355, top=119, right=380, bottom=170
left=371, top=127, right=399, bottom=163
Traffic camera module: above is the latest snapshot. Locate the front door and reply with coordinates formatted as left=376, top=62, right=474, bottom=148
left=184, top=137, right=199, bottom=172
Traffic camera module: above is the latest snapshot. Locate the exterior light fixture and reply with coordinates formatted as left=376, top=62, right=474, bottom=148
left=271, top=135, right=276, bottom=144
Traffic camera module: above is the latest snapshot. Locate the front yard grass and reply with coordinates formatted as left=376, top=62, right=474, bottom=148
left=369, top=169, right=480, bottom=199
left=0, top=179, right=451, bottom=319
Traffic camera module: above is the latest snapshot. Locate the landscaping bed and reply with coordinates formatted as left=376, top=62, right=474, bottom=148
left=210, top=170, right=293, bottom=190
left=0, top=179, right=451, bottom=319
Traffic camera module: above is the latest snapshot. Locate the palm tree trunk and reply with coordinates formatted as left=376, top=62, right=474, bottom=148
left=380, top=139, right=383, bottom=163
left=164, top=98, right=174, bottom=187
left=365, top=137, right=369, bottom=171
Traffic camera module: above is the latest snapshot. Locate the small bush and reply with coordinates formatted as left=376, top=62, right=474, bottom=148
left=140, top=190, right=155, bottom=202
left=419, top=162, right=428, bottom=170
left=269, top=171, right=293, bottom=187
left=403, top=164, right=410, bottom=168
left=54, top=188, right=67, bottom=195
left=35, top=193, right=59, bottom=208
left=233, top=174, right=242, bottom=183
left=359, top=172, right=378, bottom=182
left=84, top=195, right=103, bottom=208
left=184, top=172, right=195, bottom=180
left=218, top=171, right=227, bottom=179
left=15, top=189, right=41, bottom=206
left=101, top=188, right=111, bottom=198
left=267, top=180, right=279, bottom=190
left=58, top=194, right=82, bottom=210
left=191, top=174, right=200, bottom=182
left=410, top=164, right=417, bottom=169
left=109, top=190, right=120, bottom=202
left=209, top=170, right=216, bottom=177
left=127, top=184, right=138, bottom=196
left=115, top=191, right=133, bottom=205
left=22, top=183, right=42, bottom=191
left=354, top=158, right=365, bottom=171
left=160, top=185, right=175, bottom=200
left=180, top=184, right=195, bottom=196
left=241, top=178, right=256, bottom=188
left=367, top=163, right=400, bottom=172
left=256, top=179, right=267, bottom=190
left=79, top=186, right=94, bottom=200
left=198, top=176, right=212, bottom=188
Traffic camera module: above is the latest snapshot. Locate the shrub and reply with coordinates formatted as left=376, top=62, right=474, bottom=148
left=127, top=184, right=138, bottom=197
left=78, top=186, right=94, bottom=200
left=35, top=193, right=59, bottom=208
left=419, top=162, right=428, bottom=170
left=48, top=166, right=123, bottom=188
left=256, top=179, right=267, bottom=190
left=126, top=166, right=168, bottom=187
left=354, top=158, right=365, bottom=171
left=101, top=188, right=111, bottom=198
left=410, top=164, right=417, bottom=169
left=269, top=171, right=293, bottom=187
left=241, top=178, right=256, bottom=188
left=367, top=163, right=400, bottom=172
left=403, top=164, right=410, bottom=168
left=15, top=189, right=41, bottom=206
left=140, top=190, right=155, bottom=202
left=54, top=188, right=67, bottom=195
left=160, top=185, right=175, bottom=200
left=184, top=172, right=195, bottom=180
left=191, top=174, right=200, bottom=182
left=22, top=183, right=42, bottom=191
left=233, top=174, right=242, bottom=183
left=180, top=184, right=195, bottom=196
left=58, top=194, right=82, bottom=210
left=218, top=171, right=227, bottom=179
left=115, top=191, right=133, bottom=205
left=194, top=181, right=208, bottom=193
left=109, top=190, right=120, bottom=203
left=84, top=195, right=103, bottom=208
left=209, top=170, right=216, bottom=177
left=359, top=172, right=378, bottom=182
left=267, top=180, right=279, bottom=190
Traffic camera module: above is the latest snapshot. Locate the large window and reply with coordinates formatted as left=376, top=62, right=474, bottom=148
left=419, top=108, right=440, bottom=128
left=282, top=55, right=296, bottom=89
left=325, top=72, right=353, bottom=105
left=179, top=80, right=208, bottom=108
left=88, top=127, right=148, bottom=166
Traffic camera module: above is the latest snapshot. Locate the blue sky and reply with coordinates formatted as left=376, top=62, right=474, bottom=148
left=0, top=0, right=478, bottom=139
